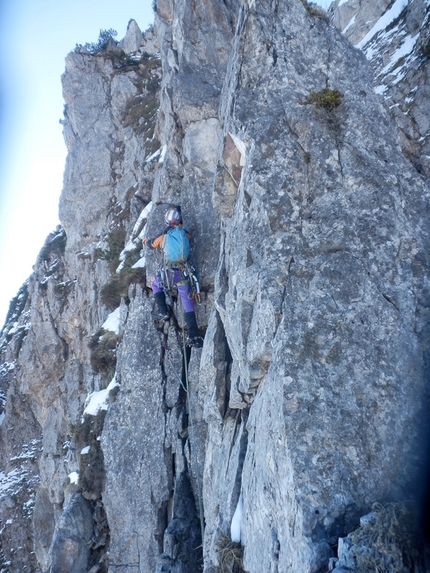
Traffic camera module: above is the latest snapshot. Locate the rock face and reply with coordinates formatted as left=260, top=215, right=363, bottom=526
left=47, top=494, right=93, bottom=573
left=330, top=0, right=430, bottom=177
left=0, top=21, right=161, bottom=573
left=329, top=0, right=393, bottom=44
left=1, top=4, right=430, bottom=573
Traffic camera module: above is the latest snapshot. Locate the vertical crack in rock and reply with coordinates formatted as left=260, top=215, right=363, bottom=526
left=155, top=328, right=204, bottom=572
left=219, top=335, right=233, bottom=420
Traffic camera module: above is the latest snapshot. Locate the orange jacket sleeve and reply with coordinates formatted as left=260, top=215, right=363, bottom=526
left=147, top=226, right=191, bottom=249
left=151, top=234, right=165, bottom=249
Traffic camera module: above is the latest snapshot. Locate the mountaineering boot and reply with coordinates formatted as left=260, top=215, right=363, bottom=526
left=184, top=311, right=199, bottom=338
left=154, top=292, right=170, bottom=321
left=184, top=311, right=204, bottom=348
left=187, top=337, right=204, bottom=348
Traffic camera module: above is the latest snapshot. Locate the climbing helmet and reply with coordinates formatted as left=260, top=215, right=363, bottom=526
left=165, top=207, right=182, bottom=227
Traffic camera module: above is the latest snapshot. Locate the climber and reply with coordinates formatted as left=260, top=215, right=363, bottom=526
left=143, top=206, right=203, bottom=348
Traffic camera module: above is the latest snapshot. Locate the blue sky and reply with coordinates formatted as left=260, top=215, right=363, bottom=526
left=0, top=0, right=332, bottom=328
left=0, top=0, right=154, bottom=327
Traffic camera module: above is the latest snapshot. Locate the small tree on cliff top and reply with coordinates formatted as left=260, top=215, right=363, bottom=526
left=75, top=29, right=118, bottom=54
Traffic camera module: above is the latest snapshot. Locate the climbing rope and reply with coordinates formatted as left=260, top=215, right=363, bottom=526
left=181, top=306, right=206, bottom=547
left=164, top=344, right=188, bottom=393
left=154, top=271, right=205, bottom=544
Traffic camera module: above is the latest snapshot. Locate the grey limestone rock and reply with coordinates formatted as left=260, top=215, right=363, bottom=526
left=153, top=0, right=430, bottom=571
left=331, top=0, right=430, bottom=177
left=0, top=22, right=162, bottom=573
left=1, top=2, right=430, bottom=573
left=329, top=0, right=393, bottom=45
left=47, top=493, right=93, bottom=573
left=334, top=504, right=426, bottom=572
left=119, top=19, right=145, bottom=54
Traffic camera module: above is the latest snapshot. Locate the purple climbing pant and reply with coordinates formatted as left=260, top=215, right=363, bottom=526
left=151, top=269, right=195, bottom=313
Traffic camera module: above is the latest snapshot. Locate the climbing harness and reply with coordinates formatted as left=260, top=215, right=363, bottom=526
left=157, top=259, right=201, bottom=308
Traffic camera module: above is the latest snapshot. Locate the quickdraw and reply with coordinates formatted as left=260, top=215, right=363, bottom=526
left=157, top=268, right=174, bottom=308
left=180, top=262, right=201, bottom=304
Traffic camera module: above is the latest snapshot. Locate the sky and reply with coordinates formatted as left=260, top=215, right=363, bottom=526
left=0, top=0, right=332, bottom=329
left=0, top=0, right=154, bottom=328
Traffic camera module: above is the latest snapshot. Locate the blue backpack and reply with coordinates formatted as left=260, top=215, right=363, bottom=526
left=162, top=227, right=190, bottom=265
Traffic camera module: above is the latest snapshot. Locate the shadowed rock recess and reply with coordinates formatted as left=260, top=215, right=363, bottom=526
left=1, top=2, right=430, bottom=572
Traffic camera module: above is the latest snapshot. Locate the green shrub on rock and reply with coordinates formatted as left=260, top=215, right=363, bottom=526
left=100, top=268, right=146, bottom=309
left=89, top=329, right=119, bottom=378
left=304, top=88, right=343, bottom=110
left=74, top=29, right=118, bottom=54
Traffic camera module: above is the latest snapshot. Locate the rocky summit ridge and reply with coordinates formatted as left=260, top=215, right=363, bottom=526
left=1, top=2, right=430, bottom=573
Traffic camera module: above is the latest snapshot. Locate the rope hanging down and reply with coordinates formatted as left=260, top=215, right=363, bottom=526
left=154, top=279, right=205, bottom=544
left=164, top=343, right=188, bottom=394
left=181, top=307, right=205, bottom=547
